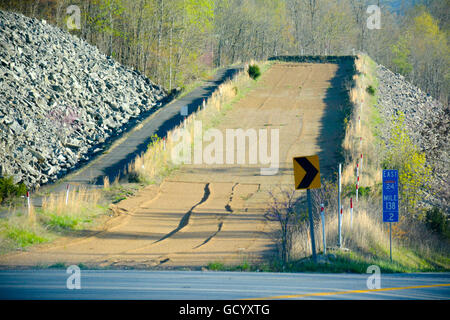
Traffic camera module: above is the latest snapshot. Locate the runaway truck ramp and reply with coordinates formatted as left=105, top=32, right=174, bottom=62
left=0, top=61, right=354, bottom=269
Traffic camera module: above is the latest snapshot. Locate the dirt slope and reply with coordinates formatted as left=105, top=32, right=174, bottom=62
left=0, top=62, right=350, bottom=269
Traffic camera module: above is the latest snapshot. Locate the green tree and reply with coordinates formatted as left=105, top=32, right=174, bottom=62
left=391, top=36, right=413, bottom=75
left=383, top=112, right=432, bottom=216
left=391, top=8, right=449, bottom=103
left=0, top=176, right=27, bottom=204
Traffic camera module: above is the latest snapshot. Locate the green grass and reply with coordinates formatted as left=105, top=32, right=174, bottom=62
left=4, top=226, right=47, bottom=248
left=207, top=260, right=270, bottom=272
left=41, top=212, right=97, bottom=231
left=45, top=214, right=80, bottom=230
left=207, top=248, right=450, bottom=274
left=0, top=219, right=49, bottom=251
left=36, top=262, right=90, bottom=270
left=37, top=204, right=107, bottom=232
left=49, top=262, right=67, bottom=269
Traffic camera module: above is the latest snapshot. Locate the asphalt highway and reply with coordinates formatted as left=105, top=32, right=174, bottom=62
left=0, top=270, right=449, bottom=300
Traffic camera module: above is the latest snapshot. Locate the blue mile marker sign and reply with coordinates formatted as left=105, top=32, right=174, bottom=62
left=382, top=169, right=399, bottom=222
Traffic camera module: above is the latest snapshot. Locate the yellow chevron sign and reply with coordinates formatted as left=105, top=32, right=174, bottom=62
left=293, top=155, right=321, bottom=190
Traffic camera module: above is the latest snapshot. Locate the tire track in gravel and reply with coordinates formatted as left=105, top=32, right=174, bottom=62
left=154, top=183, right=211, bottom=244
left=193, top=182, right=238, bottom=249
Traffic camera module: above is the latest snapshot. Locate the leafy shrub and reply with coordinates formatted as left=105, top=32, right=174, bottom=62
left=0, top=176, right=27, bottom=204
left=248, top=64, right=261, bottom=80
left=128, top=171, right=141, bottom=183
left=426, top=207, right=449, bottom=237
left=358, top=186, right=372, bottom=198
left=366, top=85, right=376, bottom=96
left=343, top=184, right=372, bottom=198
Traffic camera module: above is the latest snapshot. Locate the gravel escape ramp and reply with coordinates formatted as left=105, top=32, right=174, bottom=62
left=0, top=62, right=352, bottom=269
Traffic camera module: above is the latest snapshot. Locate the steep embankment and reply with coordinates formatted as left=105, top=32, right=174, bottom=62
left=375, top=65, right=449, bottom=211
left=0, top=10, right=167, bottom=188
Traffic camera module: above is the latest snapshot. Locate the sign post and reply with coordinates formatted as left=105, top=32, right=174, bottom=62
left=360, top=154, right=363, bottom=173
left=339, top=205, right=343, bottom=243
left=293, top=155, right=321, bottom=263
left=350, top=197, right=353, bottom=228
left=382, top=169, right=399, bottom=262
left=320, top=203, right=326, bottom=255
left=338, top=163, right=342, bottom=248
left=26, top=191, right=31, bottom=216
left=356, top=181, right=359, bottom=202
left=65, top=184, right=70, bottom=206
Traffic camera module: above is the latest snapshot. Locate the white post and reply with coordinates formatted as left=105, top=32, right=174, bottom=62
left=356, top=162, right=359, bottom=178
left=203, top=99, right=206, bottom=109
left=321, top=203, right=326, bottom=255
left=356, top=182, right=359, bottom=202
left=360, top=153, right=363, bottom=173
left=350, top=197, right=353, bottom=228
left=27, top=191, right=31, bottom=216
left=340, top=205, right=343, bottom=244
left=338, top=163, right=342, bottom=248
left=65, top=184, right=70, bottom=206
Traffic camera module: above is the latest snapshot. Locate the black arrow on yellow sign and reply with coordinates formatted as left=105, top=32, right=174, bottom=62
left=293, top=155, right=321, bottom=190
left=293, top=155, right=321, bottom=263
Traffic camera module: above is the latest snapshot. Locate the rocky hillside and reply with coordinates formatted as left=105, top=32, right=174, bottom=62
left=376, top=64, right=449, bottom=212
left=0, top=10, right=167, bottom=188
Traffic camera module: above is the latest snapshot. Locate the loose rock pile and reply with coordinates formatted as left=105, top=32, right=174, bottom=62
left=376, top=64, right=449, bottom=211
left=0, top=10, right=167, bottom=188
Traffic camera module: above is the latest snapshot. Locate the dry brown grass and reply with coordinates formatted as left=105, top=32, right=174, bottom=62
left=41, top=186, right=102, bottom=216
left=289, top=196, right=389, bottom=260
left=103, top=176, right=110, bottom=189
left=1, top=186, right=105, bottom=251
left=342, top=54, right=382, bottom=187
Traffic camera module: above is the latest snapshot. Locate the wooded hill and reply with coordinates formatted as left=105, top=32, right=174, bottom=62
left=0, top=0, right=448, bottom=104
